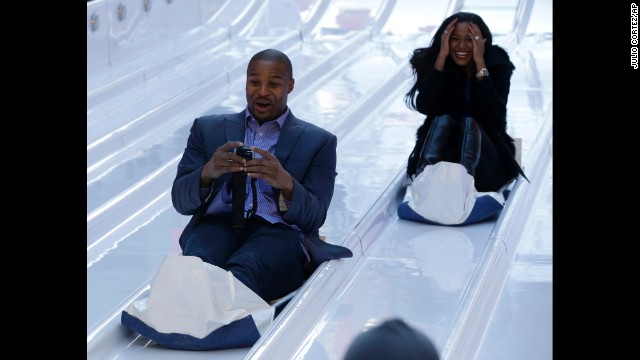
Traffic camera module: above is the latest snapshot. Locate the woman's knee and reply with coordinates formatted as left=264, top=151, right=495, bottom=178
left=433, top=114, right=456, bottom=127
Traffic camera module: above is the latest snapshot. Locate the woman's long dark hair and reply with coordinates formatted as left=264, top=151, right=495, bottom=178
left=404, top=12, right=493, bottom=111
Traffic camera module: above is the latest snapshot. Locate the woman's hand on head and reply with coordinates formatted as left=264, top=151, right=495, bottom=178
left=468, top=22, right=486, bottom=63
left=436, top=18, right=457, bottom=71
left=439, top=18, right=458, bottom=58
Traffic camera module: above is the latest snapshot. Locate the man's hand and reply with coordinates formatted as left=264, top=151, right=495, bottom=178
left=200, top=141, right=246, bottom=187
left=246, top=147, right=294, bottom=200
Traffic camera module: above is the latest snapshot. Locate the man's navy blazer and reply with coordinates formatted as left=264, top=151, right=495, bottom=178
left=172, top=110, right=353, bottom=275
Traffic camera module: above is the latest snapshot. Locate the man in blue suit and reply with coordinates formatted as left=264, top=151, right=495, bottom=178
left=172, top=49, right=352, bottom=303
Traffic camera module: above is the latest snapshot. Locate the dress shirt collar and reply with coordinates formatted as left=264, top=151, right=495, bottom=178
left=244, top=107, right=289, bottom=129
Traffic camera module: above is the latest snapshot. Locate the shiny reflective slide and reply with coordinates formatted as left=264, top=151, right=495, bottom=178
left=87, top=0, right=552, bottom=359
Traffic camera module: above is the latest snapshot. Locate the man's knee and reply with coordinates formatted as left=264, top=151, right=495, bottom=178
left=181, top=250, right=216, bottom=266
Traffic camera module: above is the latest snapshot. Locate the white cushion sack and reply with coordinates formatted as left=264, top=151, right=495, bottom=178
left=399, top=162, right=505, bottom=225
left=121, top=255, right=274, bottom=350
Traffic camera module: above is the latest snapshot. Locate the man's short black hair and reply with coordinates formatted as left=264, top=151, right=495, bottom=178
left=249, top=49, right=293, bottom=79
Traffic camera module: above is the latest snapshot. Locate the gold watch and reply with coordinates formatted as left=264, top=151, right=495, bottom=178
left=476, top=68, right=489, bottom=79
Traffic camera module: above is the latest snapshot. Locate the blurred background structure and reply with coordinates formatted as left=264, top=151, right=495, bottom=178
left=87, top=1, right=552, bottom=359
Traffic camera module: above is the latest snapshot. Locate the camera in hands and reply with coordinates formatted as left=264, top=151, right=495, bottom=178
left=231, top=145, right=253, bottom=228
left=233, top=145, right=254, bottom=160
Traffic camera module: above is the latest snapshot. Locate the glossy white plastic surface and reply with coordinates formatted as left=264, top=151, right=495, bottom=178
left=87, top=0, right=552, bottom=359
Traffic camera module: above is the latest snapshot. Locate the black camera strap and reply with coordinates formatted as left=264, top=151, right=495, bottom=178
left=232, top=174, right=259, bottom=229
left=246, top=177, right=258, bottom=219
left=231, top=172, right=247, bottom=228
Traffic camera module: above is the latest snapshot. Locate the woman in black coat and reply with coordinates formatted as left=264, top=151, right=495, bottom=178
left=405, top=12, right=525, bottom=192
